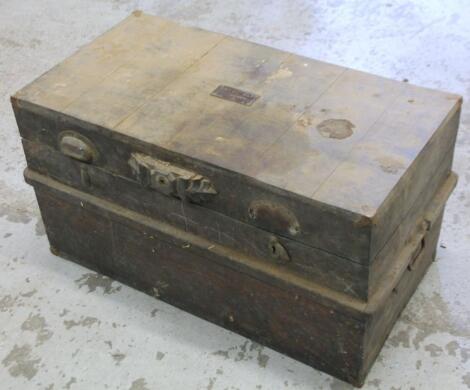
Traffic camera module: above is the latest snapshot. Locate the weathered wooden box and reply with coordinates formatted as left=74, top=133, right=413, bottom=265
left=12, top=12, right=461, bottom=386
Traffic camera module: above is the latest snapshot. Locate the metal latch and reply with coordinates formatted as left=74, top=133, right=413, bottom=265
left=407, top=219, right=431, bottom=271
left=129, top=153, right=217, bottom=204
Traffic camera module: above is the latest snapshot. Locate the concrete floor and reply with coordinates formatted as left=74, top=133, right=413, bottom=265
left=0, top=0, right=469, bottom=389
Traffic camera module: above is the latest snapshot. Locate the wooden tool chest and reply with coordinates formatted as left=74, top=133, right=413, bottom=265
left=12, top=12, right=461, bottom=386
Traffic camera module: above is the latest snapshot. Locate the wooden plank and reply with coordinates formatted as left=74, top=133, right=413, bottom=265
left=29, top=171, right=367, bottom=386
left=14, top=102, right=373, bottom=263
left=27, top=167, right=447, bottom=386
left=12, top=12, right=462, bottom=265
left=314, top=84, right=460, bottom=216
left=22, top=135, right=457, bottom=303
left=64, top=18, right=224, bottom=129
left=254, top=68, right=405, bottom=196
left=13, top=13, right=168, bottom=111
left=22, top=139, right=369, bottom=300
left=115, top=37, right=345, bottom=174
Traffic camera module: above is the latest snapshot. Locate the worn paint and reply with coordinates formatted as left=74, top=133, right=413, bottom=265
left=0, top=295, right=19, bottom=313
left=206, top=377, right=217, bottom=389
left=211, top=341, right=270, bottom=369
left=1, top=344, right=41, bottom=380
left=63, top=316, right=100, bottom=330
left=463, top=372, right=470, bottom=389
left=20, top=289, right=37, bottom=298
left=400, top=291, right=470, bottom=349
left=21, top=312, right=53, bottom=345
left=424, top=343, right=443, bottom=357
left=129, top=378, right=150, bottom=390
left=64, top=377, right=77, bottom=389
left=111, top=352, right=126, bottom=365
left=75, top=273, right=121, bottom=295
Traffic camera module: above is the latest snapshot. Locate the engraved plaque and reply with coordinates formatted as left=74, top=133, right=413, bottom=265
left=210, top=85, right=259, bottom=106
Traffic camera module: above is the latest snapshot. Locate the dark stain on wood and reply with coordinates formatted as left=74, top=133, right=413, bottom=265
left=317, top=119, right=355, bottom=139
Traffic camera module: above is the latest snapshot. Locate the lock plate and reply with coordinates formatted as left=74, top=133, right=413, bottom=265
left=129, top=153, right=217, bottom=204
left=268, top=237, right=291, bottom=263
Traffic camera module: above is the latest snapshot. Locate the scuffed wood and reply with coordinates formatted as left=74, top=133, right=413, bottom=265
left=11, top=12, right=462, bottom=264
left=26, top=169, right=449, bottom=387
left=11, top=12, right=462, bottom=387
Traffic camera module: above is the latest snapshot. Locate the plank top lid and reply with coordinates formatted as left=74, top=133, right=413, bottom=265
left=13, top=11, right=462, bottom=262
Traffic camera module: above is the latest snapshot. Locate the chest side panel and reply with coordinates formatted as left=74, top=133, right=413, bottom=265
left=22, top=138, right=369, bottom=300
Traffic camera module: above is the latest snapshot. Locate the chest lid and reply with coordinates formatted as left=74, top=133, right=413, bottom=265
left=13, top=11, right=461, bottom=264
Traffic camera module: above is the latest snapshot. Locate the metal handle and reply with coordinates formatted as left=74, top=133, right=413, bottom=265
left=129, top=153, right=217, bottom=204
left=58, top=131, right=97, bottom=163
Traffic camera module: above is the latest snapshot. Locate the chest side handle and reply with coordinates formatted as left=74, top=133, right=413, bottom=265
left=58, top=131, right=97, bottom=163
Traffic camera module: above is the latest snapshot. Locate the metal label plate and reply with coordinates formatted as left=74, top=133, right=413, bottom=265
left=210, top=85, right=259, bottom=106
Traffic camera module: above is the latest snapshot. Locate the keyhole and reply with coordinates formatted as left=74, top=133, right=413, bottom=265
left=271, top=244, right=277, bottom=255
left=268, top=238, right=290, bottom=263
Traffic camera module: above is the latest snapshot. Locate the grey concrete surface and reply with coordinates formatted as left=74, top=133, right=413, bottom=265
left=0, top=0, right=469, bottom=389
